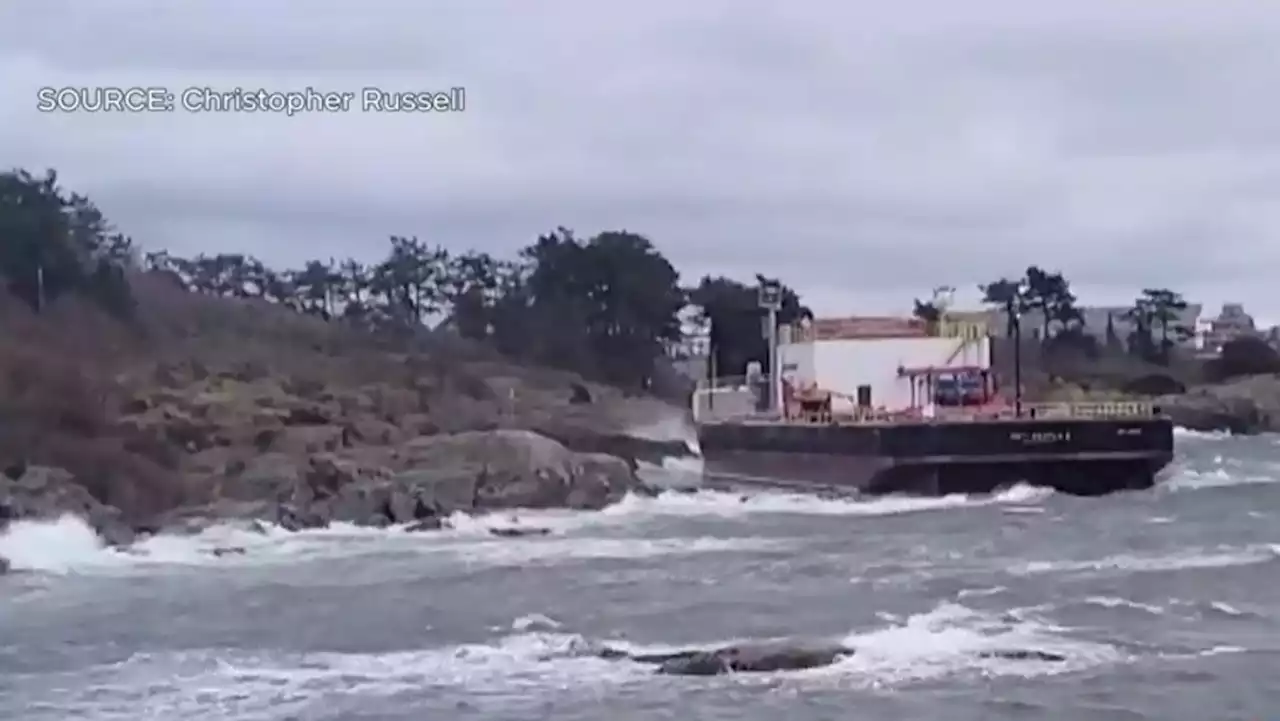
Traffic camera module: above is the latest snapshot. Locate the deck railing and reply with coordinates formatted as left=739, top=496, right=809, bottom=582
left=1019, top=401, right=1158, bottom=420
left=692, top=377, right=1161, bottom=425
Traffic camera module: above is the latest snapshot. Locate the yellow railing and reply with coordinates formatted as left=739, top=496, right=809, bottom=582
left=771, top=400, right=1159, bottom=426
left=784, top=315, right=990, bottom=343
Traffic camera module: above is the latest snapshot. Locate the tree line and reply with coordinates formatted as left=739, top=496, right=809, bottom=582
left=9, top=166, right=1273, bottom=390
left=912, top=265, right=1199, bottom=366
left=0, top=167, right=806, bottom=391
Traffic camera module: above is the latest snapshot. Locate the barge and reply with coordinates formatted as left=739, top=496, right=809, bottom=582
left=692, top=308, right=1175, bottom=497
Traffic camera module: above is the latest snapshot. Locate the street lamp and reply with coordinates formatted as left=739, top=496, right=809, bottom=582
left=758, top=280, right=783, bottom=414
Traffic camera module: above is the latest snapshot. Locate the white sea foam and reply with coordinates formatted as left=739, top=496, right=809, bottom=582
left=605, top=482, right=1052, bottom=519
left=0, top=510, right=793, bottom=576
left=0, top=478, right=1053, bottom=576
left=822, top=602, right=1120, bottom=685
left=1165, top=464, right=1278, bottom=492
left=1173, top=427, right=1232, bottom=441
left=625, top=414, right=701, bottom=456
left=2, top=603, right=1117, bottom=719
left=1081, top=596, right=1167, bottom=615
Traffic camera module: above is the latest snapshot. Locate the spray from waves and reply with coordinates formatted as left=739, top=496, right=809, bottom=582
left=5, top=603, right=1118, bottom=718
left=625, top=412, right=701, bottom=455
left=826, top=602, right=1120, bottom=684
left=635, top=455, right=704, bottom=488
left=1173, top=426, right=1231, bottom=441
left=0, top=515, right=112, bottom=574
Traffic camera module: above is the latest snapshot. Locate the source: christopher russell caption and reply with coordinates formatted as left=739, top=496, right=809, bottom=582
left=35, top=86, right=467, bottom=116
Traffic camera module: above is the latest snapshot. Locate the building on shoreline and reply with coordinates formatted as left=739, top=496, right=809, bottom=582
left=666, top=304, right=711, bottom=381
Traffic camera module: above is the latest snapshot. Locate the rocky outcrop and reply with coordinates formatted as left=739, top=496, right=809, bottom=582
left=595, top=641, right=1066, bottom=676
left=1157, top=375, right=1280, bottom=434
left=0, top=466, right=137, bottom=545
left=162, top=428, right=645, bottom=532
left=0, top=349, right=698, bottom=543
left=3, top=426, right=655, bottom=543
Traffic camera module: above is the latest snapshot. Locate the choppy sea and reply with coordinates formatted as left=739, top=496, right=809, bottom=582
left=1, top=427, right=1277, bottom=720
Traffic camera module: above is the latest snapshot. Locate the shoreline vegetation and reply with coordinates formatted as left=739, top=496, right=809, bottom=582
left=2, top=167, right=1278, bottom=559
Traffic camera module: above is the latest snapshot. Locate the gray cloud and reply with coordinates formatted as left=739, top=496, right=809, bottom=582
left=2, top=0, right=1278, bottom=321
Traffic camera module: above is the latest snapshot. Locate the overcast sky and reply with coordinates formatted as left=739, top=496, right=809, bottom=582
left=2, top=1, right=1278, bottom=323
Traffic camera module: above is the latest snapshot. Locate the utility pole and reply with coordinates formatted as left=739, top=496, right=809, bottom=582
left=1006, top=293, right=1024, bottom=418
left=758, top=279, right=782, bottom=415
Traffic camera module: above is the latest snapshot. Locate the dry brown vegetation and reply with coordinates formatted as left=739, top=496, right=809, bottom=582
left=0, top=271, right=666, bottom=525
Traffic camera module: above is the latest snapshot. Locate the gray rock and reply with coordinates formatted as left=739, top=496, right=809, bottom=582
left=145, top=430, right=648, bottom=534
left=488, top=527, right=551, bottom=538
left=0, top=556, right=9, bottom=575
left=1157, top=375, right=1280, bottom=434
left=978, top=649, right=1066, bottom=662
left=598, top=642, right=1067, bottom=676
left=152, top=501, right=280, bottom=534
left=604, top=642, right=855, bottom=675
left=0, top=466, right=136, bottom=546
left=392, top=430, right=640, bottom=512
left=405, top=517, right=445, bottom=532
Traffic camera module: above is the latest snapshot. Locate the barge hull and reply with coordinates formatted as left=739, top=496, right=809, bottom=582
left=696, top=417, right=1175, bottom=497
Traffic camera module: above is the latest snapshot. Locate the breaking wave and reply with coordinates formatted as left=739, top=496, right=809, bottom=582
left=1, top=483, right=1052, bottom=576
left=0, top=603, right=1121, bottom=720
left=1173, top=426, right=1232, bottom=441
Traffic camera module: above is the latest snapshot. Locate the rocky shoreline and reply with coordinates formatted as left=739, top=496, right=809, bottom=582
left=1155, top=374, right=1280, bottom=435
left=5, top=361, right=1276, bottom=572
left=1, top=347, right=702, bottom=563
left=0, top=426, right=690, bottom=555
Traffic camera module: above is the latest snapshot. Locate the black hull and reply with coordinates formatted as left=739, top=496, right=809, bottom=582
left=696, top=417, right=1175, bottom=498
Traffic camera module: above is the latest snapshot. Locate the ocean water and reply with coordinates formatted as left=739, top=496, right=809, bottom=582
left=1, top=427, right=1278, bottom=720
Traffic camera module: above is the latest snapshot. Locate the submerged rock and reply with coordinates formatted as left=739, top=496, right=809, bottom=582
left=601, top=642, right=855, bottom=675
left=977, top=649, right=1066, bottom=662
left=405, top=518, right=445, bottom=533
left=597, top=641, right=1067, bottom=676
left=488, top=527, right=551, bottom=538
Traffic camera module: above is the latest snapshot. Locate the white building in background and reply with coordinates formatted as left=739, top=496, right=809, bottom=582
left=1201, top=303, right=1258, bottom=353
left=1193, top=317, right=1215, bottom=352
left=1265, top=325, right=1280, bottom=350
left=666, top=304, right=711, bottom=381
